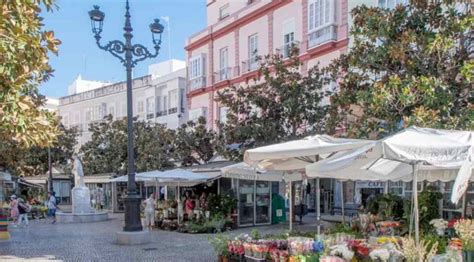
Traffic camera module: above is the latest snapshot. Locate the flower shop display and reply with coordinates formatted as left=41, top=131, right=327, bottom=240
left=210, top=219, right=474, bottom=262
left=454, top=219, right=474, bottom=261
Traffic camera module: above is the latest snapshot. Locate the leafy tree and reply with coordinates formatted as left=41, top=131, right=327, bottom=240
left=0, top=125, right=78, bottom=176
left=216, top=49, right=331, bottom=160
left=0, top=0, right=61, bottom=147
left=328, top=0, right=473, bottom=138
left=80, top=115, right=175, bottom=175
left=174, top=117, right=216, bottom=167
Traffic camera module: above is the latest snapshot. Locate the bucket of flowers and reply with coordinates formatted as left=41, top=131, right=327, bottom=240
left=454, top=219, right=474, bottom=261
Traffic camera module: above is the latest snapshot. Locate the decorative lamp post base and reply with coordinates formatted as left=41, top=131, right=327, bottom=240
left=123, top=193, right=143, bottom=232
left=116, top=230, right=151, bottom=245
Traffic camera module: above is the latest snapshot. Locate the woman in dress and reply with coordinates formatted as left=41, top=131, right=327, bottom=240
left=9, top=195, right=19, bottom=224
left=184, top=191, right=195, bottom=219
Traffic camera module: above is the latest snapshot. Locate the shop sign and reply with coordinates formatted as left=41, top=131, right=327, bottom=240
left=355, top=181, right=385, bottom=189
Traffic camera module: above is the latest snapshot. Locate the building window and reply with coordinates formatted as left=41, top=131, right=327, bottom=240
left=189, top=54, right=206, bottom=90
left=155, top=96, right=162, bottom=116
left=219, top=47, right=229, bottom=81
left=168, top=89, right=178, bottom=114
left=137, top=100, right=144, bottom=113
left=163, top=96, right=168, bottom=114
left=219, top=4, right=229, bottom=20
left=146, top=97, right=155, bottom=119
left=247, top=34, right=258, bottom=71
left=283, top=32, right=295, bottom=58
left=307, top=0, right=337, bottom=48
left=189, top=55, right=205, bottom=79
left=179, top=89, right=185, bottom=113
left=219, top=107, right=229, bottom=124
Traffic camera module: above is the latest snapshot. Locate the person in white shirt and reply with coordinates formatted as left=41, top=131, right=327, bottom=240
left=143, top=193, right=156, bottom=230
left=47, top=192, right=57, bottom=224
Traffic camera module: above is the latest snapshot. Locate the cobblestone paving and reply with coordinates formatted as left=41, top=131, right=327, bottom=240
left=0, top=213, right=325, bottom=262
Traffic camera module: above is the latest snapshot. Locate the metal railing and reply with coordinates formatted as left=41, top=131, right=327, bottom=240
left=215, top=67, right=232, bottom=82
left=241, top=57, right=259, bottom=73
left=307, top=24, right=338, bottom=49
left=156, top=110, right=168, bottom=117
left=189, top=76, right=207, bottom=90
left=276, top=41, right=300, bottom=58
left=168, top=107, right=178, bottom=114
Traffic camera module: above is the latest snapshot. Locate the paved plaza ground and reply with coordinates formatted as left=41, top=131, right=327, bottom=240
left=0, top=213, right=325, bottom=262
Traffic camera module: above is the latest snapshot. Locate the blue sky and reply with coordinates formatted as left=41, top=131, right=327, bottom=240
left=41, top=0, right=206, bottom=98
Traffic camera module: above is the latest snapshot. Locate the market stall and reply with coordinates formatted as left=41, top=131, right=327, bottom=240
left=306, top=126, right=474, bottom=243
left=243, top=135, right=372, bottom=232
left=137, top=168, right=222, bottom=232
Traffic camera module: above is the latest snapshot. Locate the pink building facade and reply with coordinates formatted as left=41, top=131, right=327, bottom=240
left=185, top=0, right=350, bottom=129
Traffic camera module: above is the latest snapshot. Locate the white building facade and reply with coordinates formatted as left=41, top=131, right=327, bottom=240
left=58, top=60, right=188, bottom=146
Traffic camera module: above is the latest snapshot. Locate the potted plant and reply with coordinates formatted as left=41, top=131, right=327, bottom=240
left=209, top=234, right=230, bottom=262
left=454, top=219, right=474, bottom=261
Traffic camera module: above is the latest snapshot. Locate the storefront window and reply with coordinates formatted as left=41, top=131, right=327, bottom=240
left=255, top=181, right=270, bottom=224
left=238, top=180, right=254, bottom=225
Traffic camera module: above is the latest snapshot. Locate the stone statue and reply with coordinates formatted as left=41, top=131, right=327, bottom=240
left=71, top=155, right=92, bottom=214
left=73, top=155, right=85, bottom=188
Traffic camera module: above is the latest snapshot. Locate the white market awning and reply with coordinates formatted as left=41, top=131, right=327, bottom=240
left=306, top=127, right=474, bottom=203
left=221, top=162, right=303, bottom=182
left=244, top=135, right=372, bottom=171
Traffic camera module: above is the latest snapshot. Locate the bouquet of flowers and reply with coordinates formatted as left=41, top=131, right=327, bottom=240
left=369, top=248, right=390, bottom=262
left=430, top=218, right=448, bottom=236
left=328, top=244, right=354, bottom=260
left=454, top=219, right=474, bottom=251
left=348, top=239, right=369, bottom=259
left=288, top=237, right=314, bottom=256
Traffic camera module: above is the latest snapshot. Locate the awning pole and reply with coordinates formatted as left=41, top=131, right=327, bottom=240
left=341, top=181, right=345, bottom=224
left=289, top=180, right=293, bottom=232
left=413, top=164, right=420, bottom=244
left=178, top=181, right=181, bottom=225
left=316, top=177, right=321, bottom=237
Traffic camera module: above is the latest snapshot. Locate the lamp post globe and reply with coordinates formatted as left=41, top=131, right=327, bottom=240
left=87, top=0, right=162, bottom=232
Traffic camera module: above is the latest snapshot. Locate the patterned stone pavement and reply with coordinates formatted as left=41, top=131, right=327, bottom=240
left=0, top=213, right=325, bottom=262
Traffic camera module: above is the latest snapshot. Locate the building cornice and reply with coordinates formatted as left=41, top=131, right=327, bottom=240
left=185, top=0, right=292, bottom=52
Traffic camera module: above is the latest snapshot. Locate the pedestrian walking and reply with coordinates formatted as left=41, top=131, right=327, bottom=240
left=17, top=198, right=30, bottom=227
left=143, top=193, right=156, bottom=230
left=47, top=192, right=57, bottom=224
left=9, top=195, right=19, bottom=225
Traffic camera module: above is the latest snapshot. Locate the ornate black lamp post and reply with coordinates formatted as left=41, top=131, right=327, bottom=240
left=88, top=0, right=163, bottom=232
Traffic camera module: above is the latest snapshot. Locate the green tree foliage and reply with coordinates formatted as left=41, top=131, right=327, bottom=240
left=216, top=49, right=331, bottom=160
left=328, top=0, right=473, bottom=138
left=174, top=117, right=216, bottom=167
left=0, top=0, right=61, bottom=147
left=0, top=124, right=78, bottom=176
left=79, top=115, right=175, bottom=175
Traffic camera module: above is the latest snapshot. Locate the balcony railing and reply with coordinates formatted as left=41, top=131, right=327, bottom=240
left=215, top=67, right=232, bottom=82
left=276, top=41, right=300, bottom=58
left=189, top=76, right=207, bottom=90
left=146, top=113, right=154, bottom=119
left=168, top=107, right=178, bottom=114
left=307, top=25, right=338, bottom=49
left=241, top=57, right=259, bottom=73
left=156, top=110, right=168, bottom=117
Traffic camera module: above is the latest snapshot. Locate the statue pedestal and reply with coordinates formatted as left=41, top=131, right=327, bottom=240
left=72, top=186, right=92, bottom=214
